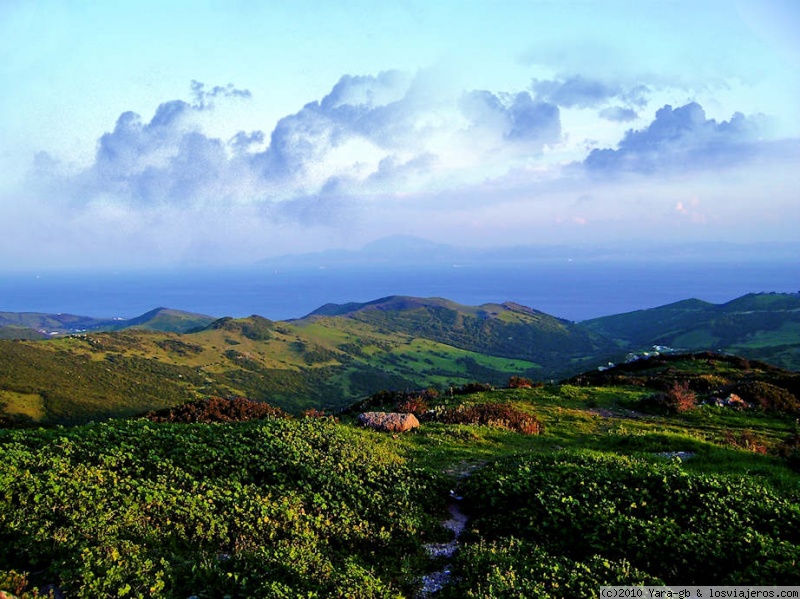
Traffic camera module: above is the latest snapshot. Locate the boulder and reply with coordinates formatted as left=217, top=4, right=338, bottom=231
left=358, top=411, right=420, bottom=432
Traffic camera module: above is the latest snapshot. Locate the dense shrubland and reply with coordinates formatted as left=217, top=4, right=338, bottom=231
left=144, top=396, right=289, bottom=423
left=2, top=351, right=800, bottom=598
left=0, top=418, right=447, bottom=598
left=445, top=452, right=800, bottom=594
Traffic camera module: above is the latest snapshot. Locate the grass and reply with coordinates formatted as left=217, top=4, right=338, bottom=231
left=0, top=390, right=46, bottom=421
left=365, top=382, right=800, bottom=493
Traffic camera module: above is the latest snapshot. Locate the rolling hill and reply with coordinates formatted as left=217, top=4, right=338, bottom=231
left=1, top=293, right=798, bottom=426
left=302, top=295, right=614, bottom=370
left=583, top=292, right=800, bottom=369
left=0, top=307, right=215, bottom=337
left=2, top=297, right=601, bottom=424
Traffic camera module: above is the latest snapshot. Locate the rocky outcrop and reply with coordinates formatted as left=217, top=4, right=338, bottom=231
left=358, top=411, right=420, bottom=432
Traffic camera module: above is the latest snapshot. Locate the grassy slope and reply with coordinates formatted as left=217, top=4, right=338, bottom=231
left=361, top=356, right=800, bottom=487
left=0, top=312, right=547, bottom=424
left=0, top=325, right=47, bottom=340
left=301, top=295, right=615, bottom=373
left=2, top=293, right=798, bottom=425
left=110, top=307, right=216, bottom=333
left=583, top=292, right=800, bottom=370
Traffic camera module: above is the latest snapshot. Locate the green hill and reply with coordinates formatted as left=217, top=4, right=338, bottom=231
left=0, top=302, right=571, bottom=424
left=0, top=311, right=112, bottom=335
left=0, top=325, right=47, bottom=340
left=111, top=307, right=216, bottom=333
left=1, top=293, right=798, bottom=426
left=583, top=292, right=800, bottom=370
left=0, top=307, right=216, bottom=337
left=302, top=295, right=614, bottom=372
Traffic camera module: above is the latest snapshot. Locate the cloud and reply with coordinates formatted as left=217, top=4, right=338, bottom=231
left=531, top=76, right=649, bottom=109
left=16, top=74, right=798, bottom=270
left=30, top=74, right=566, bottom=217
left=459, top=90, right=561, bottom=147
left=190, top=80, right=252, bottom=109
left=599, top=106, right=638, bottom=122
left=584, top=102, right=769, bottom=174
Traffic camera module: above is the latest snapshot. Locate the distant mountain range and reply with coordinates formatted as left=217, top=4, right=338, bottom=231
left=255, top=235, right=800, bottom=269
left=0, top=292, right=798, bottom=425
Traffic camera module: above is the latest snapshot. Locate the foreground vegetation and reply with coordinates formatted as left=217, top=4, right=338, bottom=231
left=0, top=417, right=446, bottom=597
left=1, top=353, right=799, bottom=597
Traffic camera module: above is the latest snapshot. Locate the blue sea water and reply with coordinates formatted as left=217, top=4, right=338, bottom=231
left=0, top=260, right=798, bottom=322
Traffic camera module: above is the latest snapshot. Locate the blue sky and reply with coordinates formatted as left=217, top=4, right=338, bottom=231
left=1, top=0, right=799, bottom=269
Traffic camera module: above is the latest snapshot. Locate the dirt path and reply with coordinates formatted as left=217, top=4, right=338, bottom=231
left=415, top=461, right=483, bottom=597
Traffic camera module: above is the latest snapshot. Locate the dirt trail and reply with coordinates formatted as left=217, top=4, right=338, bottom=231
left=415, top=461, right=483, bottom=597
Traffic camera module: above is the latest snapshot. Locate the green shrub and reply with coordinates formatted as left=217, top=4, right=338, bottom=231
left=731, top=381, right=798, bottom=414
left=0, top=570, right=55, bottom=598
left=639, top=380, right=697, bottom=413
left=441, top=538, right=662, bottom=598
left=144, top=396, right=289, bottom=423
left=422, top=402, right=542, bottom=435
left=458, top=452, right=800, bottom=586
left=0, top=418, right=446, bottom=597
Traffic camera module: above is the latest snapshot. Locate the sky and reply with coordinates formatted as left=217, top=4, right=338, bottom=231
left=1, top=0, right=799, bottom=270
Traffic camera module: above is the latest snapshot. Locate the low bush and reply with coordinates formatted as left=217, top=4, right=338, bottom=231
left=422, top=402, right=542, bottom=435
left=508, top=376, right=539, bottom=389
left=0, top=418, right=446, bottom=597
left=731, top=381, right=798, bottom=414
left=454, top=382, right=494, bottom=395
left=0, top=570, right=55, bottom=598
left=639, top=380, right=697, bottom=413
left=144, top=396, right=289, bottom=423
left=441, top=538, right=662, bottom=598
left=777, top=430, right=800, bottom=471
left=395, top=396, right=429, bottom=416
left=457, top=452, right=800, bottom=587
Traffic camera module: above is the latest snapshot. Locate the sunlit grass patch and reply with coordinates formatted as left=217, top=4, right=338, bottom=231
left=0, top=390, right=46, bottom=421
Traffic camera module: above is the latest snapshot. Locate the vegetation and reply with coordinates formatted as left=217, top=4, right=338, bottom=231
left=143, top=396, right=290, bottom=423
left=0, top=418, right=446, bottom=598
left=3, top=293, right=800, bottom=424
left=583, top=292, right=800, bottom=371
left=1, top=294, right=800, bottom=597
left=420, top=402, right=543, bottom=435
left=303, top=295, right=615, bottom=371
left=1, top=352, right=799, bottom=596
left=0, top=308, right=214, bottom=337
left=445, top=451, right=800, bottom=595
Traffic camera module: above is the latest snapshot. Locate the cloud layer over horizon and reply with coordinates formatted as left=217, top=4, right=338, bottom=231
left=2, top=1, right=799, bottom=269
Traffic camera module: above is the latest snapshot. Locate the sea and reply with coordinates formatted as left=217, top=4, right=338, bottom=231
left=1, top=260, right=798, bottom=323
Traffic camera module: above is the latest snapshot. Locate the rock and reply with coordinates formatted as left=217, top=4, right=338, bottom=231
left=358, top=412, right=420, bottom=432
left=725, top=393, right=750, bottom=410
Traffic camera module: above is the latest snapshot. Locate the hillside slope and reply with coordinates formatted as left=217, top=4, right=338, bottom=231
left=3, top=355, right=799, bottom=597
left=0, top=302, right=562, bottom=424
left=0, top=307, right=215, bottom=337
left=583, top=292, right=800, bottom=370
left=303, top=295, right=614, bottom=371
left=2, top=293, right=798, bottom=426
